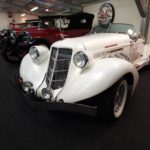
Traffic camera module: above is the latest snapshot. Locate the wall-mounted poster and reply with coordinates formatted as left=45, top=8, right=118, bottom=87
left=135, top=0, right=149, bottom=17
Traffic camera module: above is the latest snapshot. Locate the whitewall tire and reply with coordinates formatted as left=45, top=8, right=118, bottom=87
left=98, top=78, right=128, bottom=121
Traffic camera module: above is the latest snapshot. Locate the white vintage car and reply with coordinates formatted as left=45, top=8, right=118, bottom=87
left=18, top=23, right=150, bottom=121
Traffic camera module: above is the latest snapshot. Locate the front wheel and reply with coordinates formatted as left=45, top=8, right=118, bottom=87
left=98, top=78, right=128, bottom=121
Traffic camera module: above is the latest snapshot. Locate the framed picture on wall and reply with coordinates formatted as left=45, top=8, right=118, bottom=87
left=135, top=0, right=149, bottom=17
left=97, top=3, right=115, bottom=28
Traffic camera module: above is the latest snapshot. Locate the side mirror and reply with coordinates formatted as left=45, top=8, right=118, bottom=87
left=127, top=29, right=138, bottom=42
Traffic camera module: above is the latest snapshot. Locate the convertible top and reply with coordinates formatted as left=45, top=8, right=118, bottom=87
left=39, top=12, right=94, bottom=29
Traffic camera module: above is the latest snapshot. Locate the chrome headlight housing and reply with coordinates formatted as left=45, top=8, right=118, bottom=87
left=28, top=45, right=50, bottom=64
left=29, top=46, right=40, bottom=60
left=73, top=51, right=88, bottom=68
left=42, top=88, right=52, bottom=101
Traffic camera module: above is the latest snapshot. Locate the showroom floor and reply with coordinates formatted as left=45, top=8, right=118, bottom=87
left=0, top=49, right=150, bottom=150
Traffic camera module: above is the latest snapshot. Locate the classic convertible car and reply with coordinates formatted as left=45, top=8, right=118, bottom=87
left=16, top=23, right=150, bottom=120
left=4, top=12, right=94, bottom=63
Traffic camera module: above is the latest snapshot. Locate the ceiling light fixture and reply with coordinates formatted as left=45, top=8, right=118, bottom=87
left=21, top=13, right=26, bottom=17
left=30, top=6, right=39, bottom=12
left=45, top=8, right=49, bottom=12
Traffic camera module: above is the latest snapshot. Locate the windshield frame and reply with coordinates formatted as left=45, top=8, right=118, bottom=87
left=91, top=23, right=136, bottom=34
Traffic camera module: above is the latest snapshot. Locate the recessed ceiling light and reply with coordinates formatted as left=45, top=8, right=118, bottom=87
left=45, top=8, right=49, bottom=12
left=30, top=6, right=39, bottom=12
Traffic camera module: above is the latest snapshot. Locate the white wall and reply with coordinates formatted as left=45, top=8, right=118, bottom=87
left=0, top=12, right=38, bottom=30
left=0, top=12, right=10, bottom=30
left=83, top=0, right=142, bottom=33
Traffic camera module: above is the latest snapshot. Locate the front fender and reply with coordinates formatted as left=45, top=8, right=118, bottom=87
left=20, top=51, right=50, bottom=91
left=56, top=58, right=139, bottom=103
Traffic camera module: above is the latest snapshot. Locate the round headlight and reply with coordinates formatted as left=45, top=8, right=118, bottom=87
left=42, top=88, right=52, bottom=100
left=73, top=51, right=88, bottom=68
left=29, top=46, right=40, bottom=60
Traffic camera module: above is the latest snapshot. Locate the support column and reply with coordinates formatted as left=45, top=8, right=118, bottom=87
left=144, top=0, right=150, bottom=42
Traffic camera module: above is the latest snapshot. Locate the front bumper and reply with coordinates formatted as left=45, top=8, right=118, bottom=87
left=10, top=75, right=98, bottom=116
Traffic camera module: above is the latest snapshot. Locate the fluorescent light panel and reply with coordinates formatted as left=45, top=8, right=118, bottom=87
left=21, top=13, right=26, bottom=17
left=30, top=6, right=39, bottom=12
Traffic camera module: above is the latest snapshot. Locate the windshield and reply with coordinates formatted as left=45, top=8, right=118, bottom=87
left=92, top=23, right=135, bottom=34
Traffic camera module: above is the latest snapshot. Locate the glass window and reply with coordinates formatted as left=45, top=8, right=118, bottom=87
left=92, top=23, right=136, bottom=34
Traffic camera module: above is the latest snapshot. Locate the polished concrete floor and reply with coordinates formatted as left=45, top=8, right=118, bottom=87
left=0, top=51, right=150, bottom=150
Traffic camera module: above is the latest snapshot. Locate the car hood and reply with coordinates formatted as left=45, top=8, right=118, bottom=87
left=52, top=33, right=130, bottom=52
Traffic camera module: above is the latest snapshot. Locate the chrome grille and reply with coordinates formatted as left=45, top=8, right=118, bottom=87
left=46, top=47, right=72, bottom=90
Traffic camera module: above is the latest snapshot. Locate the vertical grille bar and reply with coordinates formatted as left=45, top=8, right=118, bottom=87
left=46, top=47, right=72, bottom=90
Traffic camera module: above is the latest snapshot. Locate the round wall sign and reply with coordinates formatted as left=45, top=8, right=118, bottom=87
left=98, top=3, right=115, bottom=28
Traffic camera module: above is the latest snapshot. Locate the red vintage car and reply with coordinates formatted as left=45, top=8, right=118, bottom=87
left=28, top=12, right=94, bottom=43
left=10, top=23, right=27, bottom=35
left=4, top=12, right=94, bottom=63
left=9, top=20, right=40, bottom=35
